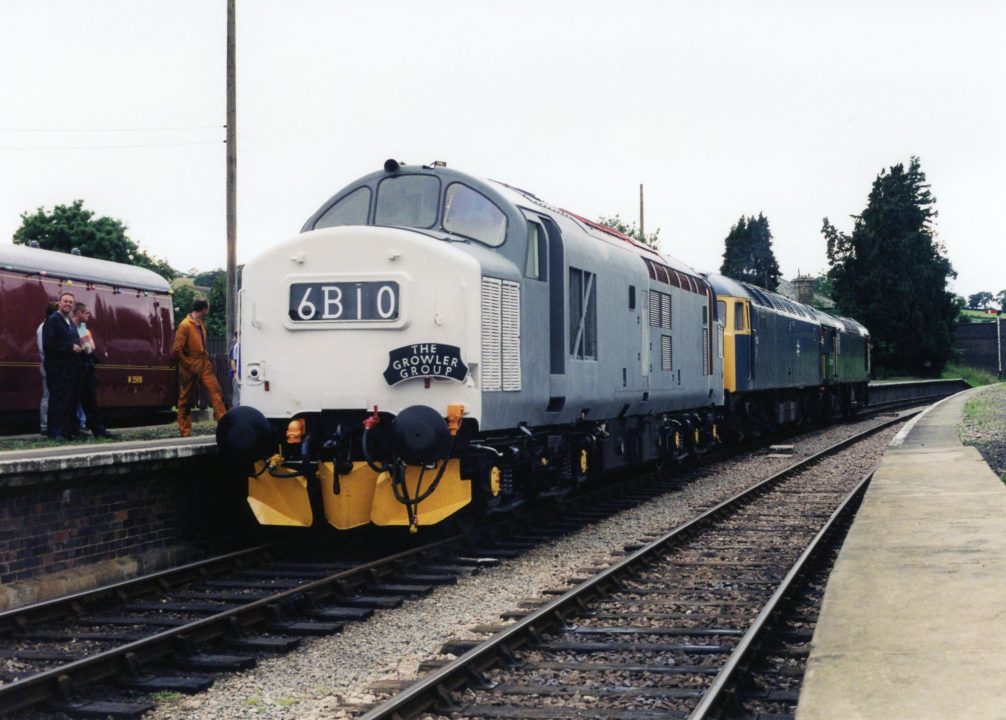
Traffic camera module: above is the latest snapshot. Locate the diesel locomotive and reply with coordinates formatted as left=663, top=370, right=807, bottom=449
left=218, top=160, right=869, bottom=531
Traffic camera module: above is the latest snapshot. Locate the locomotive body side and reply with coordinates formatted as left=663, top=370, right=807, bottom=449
left=0, top=244, right=175, bottom=428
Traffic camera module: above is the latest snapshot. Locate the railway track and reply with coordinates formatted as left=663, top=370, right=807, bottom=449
left=0, top=404, right=922, bottom=718
left=0, top=472, right=693, bottom=717
left=355, top=413, right=907, bottom=720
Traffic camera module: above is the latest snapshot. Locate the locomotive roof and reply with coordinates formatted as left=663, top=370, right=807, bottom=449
left=487, top=178, right=702, bottom=277
left=304, top=161, right=704, bottom=278
left=706, top=272, right=869, bottom=336
left=704, top=272, right=818, bottom=321
left=0, top=243, right=171, bottom=293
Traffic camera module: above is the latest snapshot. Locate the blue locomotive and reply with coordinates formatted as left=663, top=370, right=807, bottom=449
left=218, top=160, right=869, bottom=531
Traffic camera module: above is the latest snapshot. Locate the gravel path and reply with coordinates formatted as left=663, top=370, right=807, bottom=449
left=959, top=383, right=1006, bottom=480
left=146, top=417, right=904, bottom=720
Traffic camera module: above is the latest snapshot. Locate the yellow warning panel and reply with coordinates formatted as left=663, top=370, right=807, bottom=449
left=319, top=462, right=380, bottom=530
left=247, top=462, right=313, bottom=527
left=370, top=460, right=471, bottom=527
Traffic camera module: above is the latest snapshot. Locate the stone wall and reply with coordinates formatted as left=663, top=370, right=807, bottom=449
left=954, top=320, right=1005, bottom=375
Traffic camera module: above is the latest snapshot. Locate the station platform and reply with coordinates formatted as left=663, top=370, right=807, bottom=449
left=0, top=434, right=216, bottom=487
left=797, top=388, right=1006, bottom=719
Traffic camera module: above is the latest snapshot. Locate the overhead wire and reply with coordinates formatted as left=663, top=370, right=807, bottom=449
left=0, top=123, right=224, bottom=150
left=0, top=125, right=223, bottom=133
left=1, top=139, right=222, bottom=151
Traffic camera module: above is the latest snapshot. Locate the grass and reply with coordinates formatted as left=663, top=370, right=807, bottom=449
left=150, top=690, right=182, bottom=703
left=959, top=308, right=1002, bottom=323
left=942, top=363, right=1000, bottom=387
left=0, top=420, right=217, bottom=452
left=959, top=383, right=1006, bottom=484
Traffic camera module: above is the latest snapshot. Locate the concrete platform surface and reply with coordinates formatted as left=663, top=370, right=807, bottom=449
left=797, top=388, right=1006, bottom=720
left=0, top=435, right=217, bottom=487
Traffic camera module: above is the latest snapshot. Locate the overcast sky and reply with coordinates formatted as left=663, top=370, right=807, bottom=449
left=2, top=0, right=1003, bottom=298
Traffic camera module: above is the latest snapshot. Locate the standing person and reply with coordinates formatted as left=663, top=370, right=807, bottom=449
left=172, top=298, right=226, bottom=437
left=72, top=303, right=114, bottom=438
left=229, top=330, right=240, bottom=408
left=42, top=291, right=84, bottom=440
left=36, top=301, right=58, bottom=436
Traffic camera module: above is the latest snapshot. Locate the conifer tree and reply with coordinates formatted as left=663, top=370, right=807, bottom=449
left=823, top=156, right=956, bottom=375
left=720, top=213, right=780, bottom=291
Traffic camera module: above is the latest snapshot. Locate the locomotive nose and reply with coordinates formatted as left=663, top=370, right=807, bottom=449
left=393, top=405, right=451, bottom=465
left=216, top=405, right=275, bottom=470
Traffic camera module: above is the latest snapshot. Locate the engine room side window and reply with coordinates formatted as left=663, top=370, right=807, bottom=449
left=569, top=267, right=597, bottom=360
left=443, top=183, right=507, bottom=247
left=524, top=221, right=547, bottom=280
left=375, top=175, right=440, bottom=229
left=315, top=187, right=371, bottom=229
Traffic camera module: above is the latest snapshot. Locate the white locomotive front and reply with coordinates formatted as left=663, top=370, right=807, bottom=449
left=219, top=160, right=725, bottom=531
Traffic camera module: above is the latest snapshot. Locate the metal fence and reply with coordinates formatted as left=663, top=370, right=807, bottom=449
left=203, top=336, right=234, bottom=409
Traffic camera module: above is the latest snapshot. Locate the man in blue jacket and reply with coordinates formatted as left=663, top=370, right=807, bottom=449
left=42, top=291, right=84, bottom=440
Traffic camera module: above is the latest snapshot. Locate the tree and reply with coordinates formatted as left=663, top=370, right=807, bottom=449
left=597, top=214, right=661, bottom=248
left=812, top=273, right=834, bottom=299
left=206, top=273, right=227, bottom=336
left=997, top=290, right=1006, bottom=312
left=954, top=296, right=970, bottom=323
left=823, top=156, right=957, bottom=375
left=171, top=284, right=199, bottom=326
left=720, top=213, right=781, bottom=291
left=193, top=269, right=225, bottom=288
left=13, top=200, right=177, bottom=280
left=968, top=291, right=994, bottom=310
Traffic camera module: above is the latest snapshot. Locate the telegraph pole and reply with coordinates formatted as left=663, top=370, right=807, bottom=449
left=225, top=0, right=237, bottom=345
left=639, top=184, right=645, bottom=242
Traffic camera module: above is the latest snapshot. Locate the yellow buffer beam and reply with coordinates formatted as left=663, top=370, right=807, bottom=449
left=371, top=460, right=471, bottom=528
left=247, top=461, right=313, bottom=527
left=319, top=462, right=379, bottom=530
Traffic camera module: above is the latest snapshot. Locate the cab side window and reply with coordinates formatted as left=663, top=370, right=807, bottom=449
left=525, top=221, right=548, bottom=280
left=443, top=183, right=507, bottom=246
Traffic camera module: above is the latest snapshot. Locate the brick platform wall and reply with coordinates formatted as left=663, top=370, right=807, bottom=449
left=0, top=456, right=255, bottom=585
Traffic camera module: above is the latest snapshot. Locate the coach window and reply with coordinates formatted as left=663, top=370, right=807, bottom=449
left=375, top=175, right=440, bottom=229
left=443, top=183, right=507, bottom=246
left=569, top=267, right=597, bottom=359
left=315, top=187, right=371, bottom=229
left=525, top=221, right=547, bottom=280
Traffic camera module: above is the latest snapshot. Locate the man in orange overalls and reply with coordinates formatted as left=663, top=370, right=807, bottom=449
left=172, top=298, right=227, bottom=437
